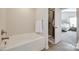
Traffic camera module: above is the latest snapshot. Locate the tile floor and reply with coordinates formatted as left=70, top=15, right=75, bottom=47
left=46, top=31, right=78, bottom=51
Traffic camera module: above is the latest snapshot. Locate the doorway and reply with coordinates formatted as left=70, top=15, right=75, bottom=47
left=48, top=8, right=61, bottom=47
left=47, top=8, right=77, bottom=51
left=61, top=8, right=77, bottom=47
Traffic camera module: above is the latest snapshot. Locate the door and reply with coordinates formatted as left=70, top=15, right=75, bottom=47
left=54, top=8, right=61, bottom=44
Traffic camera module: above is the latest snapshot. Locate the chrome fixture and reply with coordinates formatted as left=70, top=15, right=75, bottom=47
left=1, top=29, right=9, bottom=45
left=1, top=37, right=9, bottom=41
left=1, top=30, right=7, bottom=35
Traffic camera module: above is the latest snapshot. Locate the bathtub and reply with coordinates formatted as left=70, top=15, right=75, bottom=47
left=0, top=33, right=47, bottom=51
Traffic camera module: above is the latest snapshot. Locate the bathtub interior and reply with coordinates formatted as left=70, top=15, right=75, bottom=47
left=0, top=33, right=46, bottom=51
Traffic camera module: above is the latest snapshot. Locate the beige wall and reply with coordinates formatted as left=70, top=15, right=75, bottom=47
left=6, top=8, right=36, bottom=35
left=0, top=8, right=48, bottom=36
left=0, top=9, right=6, bottom=31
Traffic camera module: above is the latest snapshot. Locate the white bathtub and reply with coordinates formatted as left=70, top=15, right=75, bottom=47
left=1, top=33, right=47, bottom=51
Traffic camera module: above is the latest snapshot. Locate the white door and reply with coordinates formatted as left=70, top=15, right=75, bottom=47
left=54, top=8, right=61, bottom=44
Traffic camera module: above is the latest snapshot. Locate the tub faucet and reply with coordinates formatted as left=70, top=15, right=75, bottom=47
left=1, top=30, right=9, bottom=45
left=1, top=37, right=9, bottom=41
left=1, top=37, right=9, bottom=45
